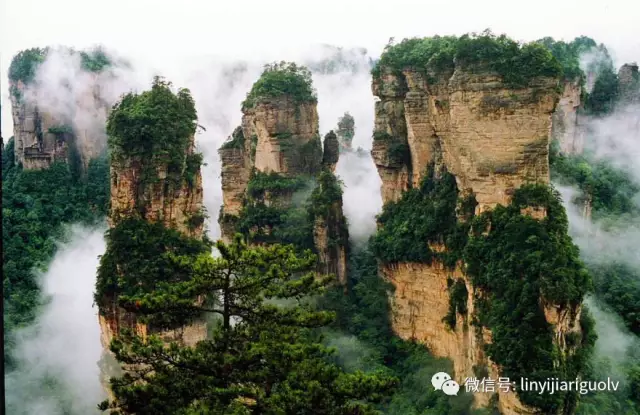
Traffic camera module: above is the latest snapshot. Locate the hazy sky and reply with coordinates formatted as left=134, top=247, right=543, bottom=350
left=1, top=0, right=639, bottom=138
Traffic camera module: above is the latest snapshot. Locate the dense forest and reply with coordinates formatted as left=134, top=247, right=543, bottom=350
left=3, top=32, right=640, bottom=415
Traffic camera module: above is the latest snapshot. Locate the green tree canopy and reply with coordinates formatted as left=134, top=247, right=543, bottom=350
left=242, top=61, right=317, bottom=110
left=99, top=236, right=397, bottom=414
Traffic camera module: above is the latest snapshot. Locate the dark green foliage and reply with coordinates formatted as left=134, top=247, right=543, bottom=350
left=107, top=76, right=198, bottom=188
left=373, top=131, right=393, bottom=141
left=550, top=140, right=640, bottom=219
left=308, top=170, right=344, bottom=219
left=371, top=36, right=458, bottom=80
left=47, top=125, right=74, bottom=136
left=387, top=142, right=410, bottom=166
left=536, top=36, right=597, bottom=82
left=318, top=248, right=480, bottom=415
left=443, top=278, right=468, bottom=330
left=99, top=237, right=397, bottom=414
left=220, top=126, right=245, bottom=150
left=464, top=185, right=591, bottom=411
left=336, top=112, right=355, bottom=149
left=372, top=30, right=562, bottom=88
left=585, top=68, right=619, bottom=115
left=94, top=217, right=211, bottom=327
left=184, top=152, right=203, bottom=188
left=79, top=47, right=112, bottom=72
left=241, top=61, right=317, bottom=110
left=590, top=263, right=640, bottom=335
left=8, top=48, right=47, bottom=84
left=370, top=166, right=469, bottom=267
left=3, top=138, right=109, bottom=368
left=246, top=170, right=309, bottom=200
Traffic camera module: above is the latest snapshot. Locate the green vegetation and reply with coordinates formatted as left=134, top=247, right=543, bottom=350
left=94, top=217, right=211, bottom=326
left=371, top=163, right=592, bottom=412
left=3, top=137, right=110, bottom=369
left=8, top=48, right=47, bottom=84
left=106, top=76, right=201, bottom=190
left=550, top=140, right=640, bottom=219
left=79, top=47, right=112, bottom=72
left=318, top=248, right=486, bottom=415
left=464, top=185, right=592, bottom=412
left=550, top=139, right=640, bottom=337
left=233, top=170, right=315, bottom=251
left=590, top=263, right=640, bottom=335
left=246, top=170, right=309, bottom=200
left=48, top=125, right=74, bottom=136
left=370, top=165, right=474, bottom=268
left=219, top=126, right=245, bottom=150
left=336, top=112, right=355, bottom=150
left=372, top=30, right=562, bottom=88
left=241, top=61, right=317, bottom=110
left=585, top=67, right=619, bottom=115
left=537, top=36, right=597, bottom=82
left=443, top=278, right=468, bottom=330
left=99, top=236, right=397, bottom=414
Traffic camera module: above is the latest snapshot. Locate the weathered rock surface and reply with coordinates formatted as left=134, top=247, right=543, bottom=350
left=10, top=76, right=108, bottom=171
left=98, top=132, right=206, bottom=397
left=372, top=68, right=558, bottom=213
left=372, top=66, right=581, bottom=414
left=552, top=79, right=584, bottom=154
left=219, top=97, right=347, bottom=284
left=322, top=130, right=339, bottom=171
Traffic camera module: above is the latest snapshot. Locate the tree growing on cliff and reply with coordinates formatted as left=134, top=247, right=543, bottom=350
left=98, top=236, right=397, bottom=414
left=241, top=61, right=317, bottom=110
left=336, top=112, right=355, bottom=151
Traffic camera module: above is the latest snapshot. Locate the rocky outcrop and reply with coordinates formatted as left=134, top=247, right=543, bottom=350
left=108, top=134, right=204, bottom=238
left=372, top=68, right=558, bottom=213
left=219, top=95, right=348, bottom=285
left=552, top=79, right=584, bottom=154
left=322, top=131, right=339, bottom=171
left=99, top=130, right=207, bottom=397
left=242, top=98, right=322, bottom=176
left=372, top=64, right=584, bottom=414
left=10, top=75, right=109, bottom=171
left=618, top=62, right=639, bottom=104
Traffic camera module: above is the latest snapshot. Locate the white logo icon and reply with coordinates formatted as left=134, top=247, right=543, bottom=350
left=442, top=379, right=461, bottom=396
left=431, top=372, right=452, bottom=390
left=432, top=372, right=460, bottom=396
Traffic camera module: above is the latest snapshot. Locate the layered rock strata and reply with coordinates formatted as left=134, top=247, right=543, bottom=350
left=219, top=97, right=348, bottom=285
left=372, top=65, right=582, bottom=414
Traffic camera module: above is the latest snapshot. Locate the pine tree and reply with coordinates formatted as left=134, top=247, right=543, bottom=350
left=99, top=235, right=396, bottom=414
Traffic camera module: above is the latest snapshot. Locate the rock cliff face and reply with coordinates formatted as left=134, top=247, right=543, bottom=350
left=372, top=68, right=557, bottom=212
left=372, top=66, right=582, bottom=414
left=618, top=62, right=640, bottom=104
left=10, top=75, right=109, bottom=171
left=552, top=80, right=584, bottom=154
left=219, top=97, right=348, bottom=285
left=108, top=134, right=205, bottom=238
left=98, top=133, right=207, bottom=396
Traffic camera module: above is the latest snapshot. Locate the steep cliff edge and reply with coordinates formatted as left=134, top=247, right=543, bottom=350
left=552, top=80, right=584, bottom=154
left=95, top=78, right=209, bottom=396
left=370, top=34, right=593, bottom=415
left=218, top=62, right=348, bottom=285
left=9, top=47, right=113, bottom=171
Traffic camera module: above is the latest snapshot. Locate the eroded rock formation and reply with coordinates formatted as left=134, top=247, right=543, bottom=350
left=372, top=68, right=557, bottom=212
left=372, top=64, right=584, bottom=414
left=10, top=75, right=109, bottom=171
left=219, top=96, right=348, bottom=285
left=552, top=79, right=584, bottom=154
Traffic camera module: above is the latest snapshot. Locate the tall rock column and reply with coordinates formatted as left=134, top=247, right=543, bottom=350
left=95, top=78, right=208, bottom=398
left=9, top=47, right=112, bottom=171
left=370, top=36, right=591, bottom=415
left=218, top=62, right=348, bottom=286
